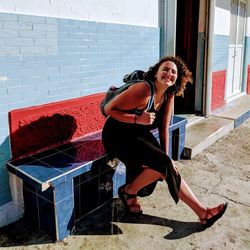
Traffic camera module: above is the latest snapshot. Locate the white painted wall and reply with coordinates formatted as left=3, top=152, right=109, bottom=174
left=215, top=0, right=250, bottom=37
left=0, top=0, right=158, bottom=27
left=247, top=0, right=250, bottom=36
left=214, top=4, right=230, bottom=35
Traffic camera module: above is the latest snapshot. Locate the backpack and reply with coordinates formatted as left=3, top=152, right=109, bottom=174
left=100, top=70, right=155, bottom=117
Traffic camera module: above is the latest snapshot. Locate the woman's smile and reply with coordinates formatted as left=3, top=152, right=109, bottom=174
left=155, top=61, right=178, bottom=88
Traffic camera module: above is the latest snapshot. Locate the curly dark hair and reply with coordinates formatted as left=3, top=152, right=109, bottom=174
left=144, top=56, right=193, bottom=96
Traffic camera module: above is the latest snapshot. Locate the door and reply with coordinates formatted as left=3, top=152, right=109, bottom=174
left=226, top=0, right=246, bottom=98
left=175, top=0, right=200, bottom=114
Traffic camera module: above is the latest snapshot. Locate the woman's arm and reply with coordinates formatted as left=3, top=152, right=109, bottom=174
left=159, top=94, right=175, bottom=155
left=105, top=82, right=155, bottom=125
left=160, top=94, right=180, bottom=175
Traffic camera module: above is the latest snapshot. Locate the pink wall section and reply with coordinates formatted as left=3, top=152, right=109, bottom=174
left=211, top=70, right=226, bottom=111
left=247, top=65, right=250, bottom=94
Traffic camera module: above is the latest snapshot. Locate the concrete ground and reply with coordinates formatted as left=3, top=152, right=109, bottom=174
left=0, top=119, right=250, bottom=250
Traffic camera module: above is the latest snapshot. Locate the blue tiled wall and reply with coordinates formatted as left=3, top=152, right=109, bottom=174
left=243, top=36, right=250, bottom=91
left=245, top=36, right=250, bottom=64
left=212, top=34, right=230, bottom=72
left=0, top=12, right=160, bottom=207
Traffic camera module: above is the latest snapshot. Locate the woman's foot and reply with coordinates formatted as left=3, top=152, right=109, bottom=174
left=118, top=185, right=143, bottom=215
left=200, top=202, right=228, bottom=228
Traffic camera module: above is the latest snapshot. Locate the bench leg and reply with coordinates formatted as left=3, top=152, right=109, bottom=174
left=52, top=179, right=75, bottom=241
left=172, top=125, right=186, bottom=160
left=23, top=179, right=75, bottom=242
left=168, top=130, right=173, bottom=159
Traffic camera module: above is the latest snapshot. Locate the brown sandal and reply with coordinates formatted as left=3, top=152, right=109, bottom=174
left=118, top=185, right=143, bottom=215
left=200, top=202, right=228, bottom=228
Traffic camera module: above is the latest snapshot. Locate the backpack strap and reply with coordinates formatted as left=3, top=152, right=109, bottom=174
left=145, top=80, right=155, bottom=111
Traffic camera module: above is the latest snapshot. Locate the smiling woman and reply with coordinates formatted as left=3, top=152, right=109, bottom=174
left=153, top=61, right=178, bottom=109
left=101, top=55, right=228, bottom=228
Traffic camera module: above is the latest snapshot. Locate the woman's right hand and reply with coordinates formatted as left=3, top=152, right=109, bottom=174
left=171, top=159, right=179, bottom=175
left=136, top=111, right=156, bottom=125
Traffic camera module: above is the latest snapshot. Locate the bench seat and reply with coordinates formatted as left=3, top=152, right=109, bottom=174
left=8, top=132, right=106, bottom=191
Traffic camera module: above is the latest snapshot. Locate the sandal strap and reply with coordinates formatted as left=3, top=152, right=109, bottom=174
left=118, top=185, right=143, bottom=214
left=200, top=208, right=210, bottom=221
left=200, top=203, right=228, bottom=224
left=123, top=190, right=137, bottom=200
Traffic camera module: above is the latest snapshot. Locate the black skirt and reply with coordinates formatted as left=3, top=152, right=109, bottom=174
left=102, top=117, right=181, bottom=204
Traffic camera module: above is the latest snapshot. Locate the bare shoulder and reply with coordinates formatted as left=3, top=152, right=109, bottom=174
left=128, top=81, right=151, bottom=97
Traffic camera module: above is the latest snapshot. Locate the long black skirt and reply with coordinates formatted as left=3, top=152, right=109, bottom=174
left=102, top=117, right=181, bottom=204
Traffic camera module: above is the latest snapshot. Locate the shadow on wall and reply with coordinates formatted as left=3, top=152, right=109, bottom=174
left=0, top=136, right=11, bottom=163
left=0, top=136, right=12, bottom=206
left=10, top=114, right=78, bottom=160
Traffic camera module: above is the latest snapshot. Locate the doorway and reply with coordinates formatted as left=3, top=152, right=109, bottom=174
left=175, top=0, right=200, bottom=114
left=226, top=0, right=247, bottom=99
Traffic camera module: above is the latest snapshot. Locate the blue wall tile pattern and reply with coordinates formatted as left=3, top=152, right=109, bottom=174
left=243, top=36, right=250, bottom=91
left=245, top=36, right=250, bottom=64
left=212, top=34, right=230, bottom=72
left=0, top=12, right=159, bottom=207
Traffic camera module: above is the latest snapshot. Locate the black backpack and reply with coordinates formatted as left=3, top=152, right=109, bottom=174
left=100, top=70, right=155, bottom=117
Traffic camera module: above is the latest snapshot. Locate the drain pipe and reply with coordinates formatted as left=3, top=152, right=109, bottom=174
left=203, top=0, right=215, bottom=117
left=159, top=0, right=177, bottom=57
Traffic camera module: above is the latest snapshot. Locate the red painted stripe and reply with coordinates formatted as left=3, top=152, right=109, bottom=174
left=211, top=70, right=226, bottom=111
left=247, top=65, right=250, bottom=94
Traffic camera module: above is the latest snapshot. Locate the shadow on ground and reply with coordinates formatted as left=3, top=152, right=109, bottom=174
left=0, top=218, right=52, bottom=247
left=0, top=198, right=204, bottom=247
left=75, top=198, right=204, bottom=239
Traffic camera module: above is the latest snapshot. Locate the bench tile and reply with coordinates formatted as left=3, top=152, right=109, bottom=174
left=54, top=176, right=74, bottom=203
left=62, top=139, right=105, bottom=162
left=23, top=178, right=75, bottom=241
left=9, top=155, right=36, bottom=166
left=24, top=181, right=54, bottom=203
left=37, top=151, right=85, bottom=174
left=23, top=183, right=57, bottom=240
left=74, top=166, right=115, bottom=220
left=56, top=194, right=74, bottom=240
left=18, top=160, right=63, bottom=183
left=30, top=148, right=59, bottom=160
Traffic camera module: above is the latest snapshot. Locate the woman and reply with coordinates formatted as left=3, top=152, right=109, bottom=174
left=102, top=56, right=227, bottom=228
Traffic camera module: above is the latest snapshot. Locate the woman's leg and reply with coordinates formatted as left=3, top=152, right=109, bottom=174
left=125, top=167, right=164, bottom=194
left=123, top=167, right=162, bottom=213
left=125, top=167, right=206, bottom=217
left=125, top=167, right=225, bottom=221
left=178, top=178, right=207, bottom=218
left=178, top=177, right=227, bottom=222
left=113, top=133, right=226, bottom=220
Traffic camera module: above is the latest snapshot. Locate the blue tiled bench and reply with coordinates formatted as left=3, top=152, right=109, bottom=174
left=6, top=94, right=187, bottom=241
left=153, top=115, right=188, bottom=160
left=7, top=132, right=126, bottom=241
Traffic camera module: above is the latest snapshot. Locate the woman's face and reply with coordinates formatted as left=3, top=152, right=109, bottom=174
left=155, top=61, right=178, bottom=88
